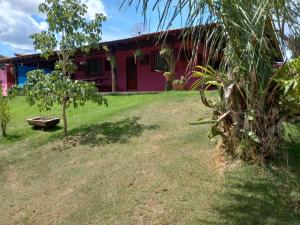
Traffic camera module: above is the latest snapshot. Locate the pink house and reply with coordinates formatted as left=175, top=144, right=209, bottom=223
left=0, top=69, right=7, bottom=96
left=73, top=27, right=215, bottom=91
left=0, top=65, right=14, bottom=96
left=0, top=26, right=221, bottom=92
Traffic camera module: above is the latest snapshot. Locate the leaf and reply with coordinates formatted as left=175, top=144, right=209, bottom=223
left=241, top=129, right=260, bottom=143
left=189, top=116, right=218, bottom=125
left=208, top=124, right=224, bottom=139
left=224, top=83, right=235, bottom=101
left=217, top=111, right=230, bottom=122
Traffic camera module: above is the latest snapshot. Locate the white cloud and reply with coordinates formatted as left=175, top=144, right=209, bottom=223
left=38, top=21, right=49, bottom=31
left=0, top=0, right=44, bottom=53
left=84, top=0, right=107, bottom=19
left=0, top=0, right=107, bottom=54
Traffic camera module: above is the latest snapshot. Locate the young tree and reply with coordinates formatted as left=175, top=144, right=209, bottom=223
left=28, top=0, right=107, bottom=136
left=24, top=70, right=107, bottom=135
left=0, top=76, right=18, bottom=137
left=0, top=85, right=10, bottom=137
left=122, top=0, right=300, bottom=162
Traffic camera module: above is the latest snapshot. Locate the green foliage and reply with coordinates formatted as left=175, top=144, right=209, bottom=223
left=31, top=0, right=106, bottom=59
left=172, top=78, right=185, bottom=90
left=159, top=47, right=175, bottom=73
left=288, top=35, right=300, bottom=58
left=24, top=70, right=107, bottom=135
left=172, top=79, right=181, bottom=85
left=0, top=99, right=10, bottom=137
left=121, top=0, right=300, bottom=162
left=27, top=0, right=107, bottom=136
left=24, top=70, right=105, bottom=110
left=0, top=85, right=11, bottom=137
left=133, top=49, right=144, bottom=63
left=275, top=56, right=300, bottom=114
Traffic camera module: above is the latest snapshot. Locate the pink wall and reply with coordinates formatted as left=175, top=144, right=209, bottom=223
left=75, top=52, right=113, bottom=91
left=74, top=41, right=207, bottom=92
left=0, top=69, right=7, bottom=96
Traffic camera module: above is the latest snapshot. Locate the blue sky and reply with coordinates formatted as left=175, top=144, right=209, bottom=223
left=0, top=0, right=185, bottom=57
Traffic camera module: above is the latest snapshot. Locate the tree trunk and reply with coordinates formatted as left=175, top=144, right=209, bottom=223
left=111, top=65, right=116, bottom=92
left=109, top=55, right=117, bottom=92
left=62, top=98, right=68, bottom=136
left=1, top=121, right=6, bottom=137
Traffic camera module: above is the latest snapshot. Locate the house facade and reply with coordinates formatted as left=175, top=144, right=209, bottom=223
left=0, top=27, right=214, bottom=93
left=0, top=64, right=15, bottom=96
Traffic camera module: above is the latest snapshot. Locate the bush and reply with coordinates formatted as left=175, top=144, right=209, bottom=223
left=0, top=97, right=10, bottom=137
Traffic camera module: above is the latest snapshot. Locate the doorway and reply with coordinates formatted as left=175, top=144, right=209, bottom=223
left=126, top=57, right=137, bottom=90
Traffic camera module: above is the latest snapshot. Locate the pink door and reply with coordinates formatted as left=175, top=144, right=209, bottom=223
left=0, top=69, right=7, bottom=96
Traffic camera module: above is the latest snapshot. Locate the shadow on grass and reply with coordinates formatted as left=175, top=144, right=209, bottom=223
left=103, top=92, right=161, bottom=96
left=211, top=169, right=299, bottom=225
left=65, top=116, right=159, bottom=147
left=198, top=123, right=300, bottom=225
left=1, top=134, right=23, bottom=142
left=30, top=125, right=63, bottom=132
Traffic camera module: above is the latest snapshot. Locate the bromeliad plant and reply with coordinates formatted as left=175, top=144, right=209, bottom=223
left=160, top=48, right=176, bottom=91
left=122, top=0, right=300, bottom=163
left=193, top=58, right=300, bottom=162
left=159, top=48, right=176, bottom=74
left=172, top=76, right=186, bottom=91
left=134, top=49, right=144, bottom=64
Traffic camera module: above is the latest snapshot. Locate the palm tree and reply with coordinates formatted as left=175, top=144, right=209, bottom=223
left=122, top=0, right=300, bottom=162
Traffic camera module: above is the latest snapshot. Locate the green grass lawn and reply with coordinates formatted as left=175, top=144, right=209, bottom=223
left=0, top=92, right=299, bottom=225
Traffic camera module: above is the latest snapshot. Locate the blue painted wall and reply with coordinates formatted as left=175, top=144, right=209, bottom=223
left=17, top=65, right=52, bottom=86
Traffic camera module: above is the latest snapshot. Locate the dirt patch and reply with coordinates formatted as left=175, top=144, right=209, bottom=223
left=149, top=133, right=167, bottom=141
left=213, top=143, right=240, bottom=176
left=0, top=149, right=9, bottom=158
left=133, top=199, right=166, bottom=225
left=214, top=151, right=226, bottom=176
left=7, top=166, right=20, bottom=190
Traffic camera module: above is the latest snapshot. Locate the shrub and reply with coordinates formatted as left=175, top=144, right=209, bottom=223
left=0, top=95, right=10, bottom=137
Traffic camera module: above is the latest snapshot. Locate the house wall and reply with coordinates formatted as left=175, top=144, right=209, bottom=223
left=16, top=65, right=52, bottom=86
left=74, top=41, right=207, bottom=92
left=6, top=64, right=15, bottom=89
left=0, top=69, right=7, bottom=96
left=75, top=53, right=113, bottom=91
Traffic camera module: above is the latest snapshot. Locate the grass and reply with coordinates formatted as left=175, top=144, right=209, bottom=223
left=0, top=92, right=299, bottom=225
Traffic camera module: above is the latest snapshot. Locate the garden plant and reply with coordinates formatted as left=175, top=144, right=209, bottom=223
left=122, top=0, right=300, bottom=163
left=26, top=0, right=107, bottom=136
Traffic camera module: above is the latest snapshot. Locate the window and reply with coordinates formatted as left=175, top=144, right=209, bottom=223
left=105, top=59, right=111, bottom=71
left=87, top=58, right=102, bottom=76
left=140, top=54, right=150, bottom=66
left=151, top=51, right=170, bottom=72
left=180, top=49, right=193, bottom=62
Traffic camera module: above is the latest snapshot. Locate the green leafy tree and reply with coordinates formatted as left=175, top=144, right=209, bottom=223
left=288, top=35, right=300, bottom=58
left=0, top=98, right=10, bottom=137
left=24, top=70, right=107, bottom=135
left=28, top=0, right=107, bottom=136
left=0, top=85, right=11, bottom=137
left=122, top=0, right=300, bottom=162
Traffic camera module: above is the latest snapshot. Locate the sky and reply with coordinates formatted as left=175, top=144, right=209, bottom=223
left=0, top=0, right=185, bottom=57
